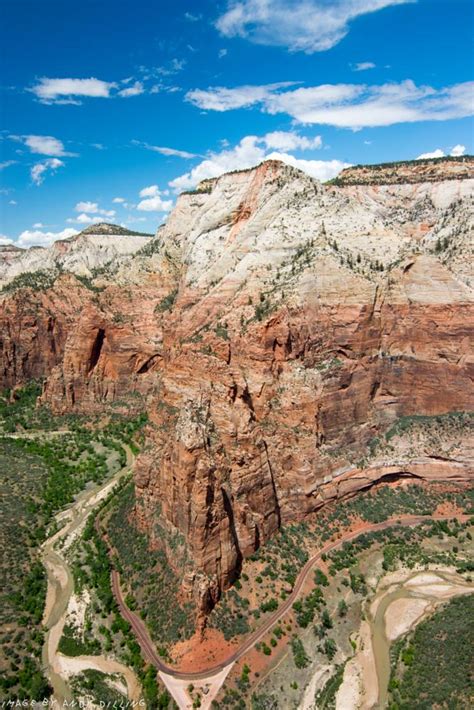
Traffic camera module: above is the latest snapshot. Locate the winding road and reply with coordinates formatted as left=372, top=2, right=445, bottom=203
left=41, top=444, right=142, bottom=705
left=38, top=434, right=470, bottom=708
left=106, top=512, right=471, bottom=681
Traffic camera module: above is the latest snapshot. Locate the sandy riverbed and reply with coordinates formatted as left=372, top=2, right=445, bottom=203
left=335, top=568, right=474, bottom=710
left=41, top=445, right=144, bottom=706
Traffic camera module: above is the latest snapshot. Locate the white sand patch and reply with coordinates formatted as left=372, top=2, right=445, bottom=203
left=384, top=597, right=430, bottom=641
left=65, top=590, right=91, bottom=634
left=357, top=621, right=379, bottom=709
left=413, top=583, right=456, bottom=596
left=404, top=572, right=445, bottom=587
left=299, top=664, right=332, bottom=709
left=335, top=659, right=361, bottom=710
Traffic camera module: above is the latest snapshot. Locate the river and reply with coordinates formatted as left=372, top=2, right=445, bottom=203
left=40, top=444, right=142, bottom=705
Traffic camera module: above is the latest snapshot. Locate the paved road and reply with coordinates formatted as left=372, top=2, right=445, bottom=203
left=105, top=512, right=470, bottom=681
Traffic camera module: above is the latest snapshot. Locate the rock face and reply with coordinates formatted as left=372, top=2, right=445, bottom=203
left=335, top=155, right=474, bottom=185
left=0, top=223, right=152, bottom=289
left=0, top=275, right=95, bottom=388
left=1, top=158, right=473, bottom=612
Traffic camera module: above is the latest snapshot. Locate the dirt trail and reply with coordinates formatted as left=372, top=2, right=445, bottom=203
left=41, top=444, right=142, bottom=706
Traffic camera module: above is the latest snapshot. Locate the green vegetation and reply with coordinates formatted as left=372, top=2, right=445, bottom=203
left=384, top=411, right=472, bottom=443
left=320, top=482, right=473, bottom=530
left=71, top=670, right=130, bottom=707
left=254, top=293, right=277, bottom=321
left=209, top=482, right=472, bottom=647
left=327, top=518, right=473, bottom=577
left=1, top=269, right=58, bottom=294
left=314, top=663, right=346, bottom=709
left=137, top=237, right=161, bottom=256
left=209, top=520, right=309, bottom=638
left=0, top=438, right=52, bottom=700
left=155, top=288, right=178, bottom=313
left=75, top=273, right=105, bottom=292
left=291, top=638, right=310, bottom=669
left=0, top=381, right=147, bottom=701
left=293, top=585, right=324, bottom=628
left=328, top=154, right=473, bottom=186
left=251, top=692, right=278, bottom=709
left=388, top=594, right=474, bottom=709
left=206, top=589, right=251, bottom=640
left=71, top=667, right=172, bottom=709
left=214, top=321, right=230, bottom=340
left=106, top=482, right=195, bottom=647
left=58, top=624, right=101, bottom=657
left=216, top=483, right=472, bottom=707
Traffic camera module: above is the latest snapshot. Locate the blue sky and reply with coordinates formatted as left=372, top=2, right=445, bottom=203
left=1, top=0, right=473, bottom=247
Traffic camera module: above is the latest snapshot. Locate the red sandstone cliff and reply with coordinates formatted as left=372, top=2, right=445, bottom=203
left=1, top=158, right=473, bottom=611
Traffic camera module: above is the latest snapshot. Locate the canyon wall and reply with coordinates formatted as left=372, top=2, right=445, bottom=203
left=1, top=157, right=473, bottom=610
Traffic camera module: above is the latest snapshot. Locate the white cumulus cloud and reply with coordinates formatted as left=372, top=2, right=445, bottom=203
left=31, top=77, right=117, bottom=104
left=136, top=185, right=173, bottom=212
left=262, top=131, right=322, bottom=151
left=416, top=144, right=467, bottom=160
left=416, top=149, right=445, bottom=160
left=137, top=196, right=174, bottom=212
left=72, top=202, right=116, bottom=218
left=186, top=80, right=474, bottom=130
left=31, top=158, right=64, bottom=185
left=353, top=62, right=376, bottom=71
left=169, top=134, right=348, bottom=192
left=75, top=201, right=98, bottom=213
left=186, top=81, right=298, bottom=112
left=139, top=185, right=161, bottom=198
left=67, top=214, right=104, bottom=225
left=16, top=227, right=78, bottom=248
left=22, top=135, right=76, bottom=157
left=216, top=0, right=414, bottom=53
left=118, top=81, right=145, bottom=98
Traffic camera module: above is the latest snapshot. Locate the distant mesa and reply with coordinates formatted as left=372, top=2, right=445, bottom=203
left=75, top=222, right=153, bottom=238
left=0, top=244, right=25, bottom=253
left=333, top=154, right=474, bottom=186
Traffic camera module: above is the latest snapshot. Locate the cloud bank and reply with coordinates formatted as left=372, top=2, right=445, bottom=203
left=187, top=80, right=474, bottom=129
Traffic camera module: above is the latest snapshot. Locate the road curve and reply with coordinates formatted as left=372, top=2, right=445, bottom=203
left=41, top=445, right=142, bottom=704
left=105, top=512, right=471, bottom=681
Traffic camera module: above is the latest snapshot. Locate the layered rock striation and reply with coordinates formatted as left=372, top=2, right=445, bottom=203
left=1, top=157, right=473, bottom=611
left=0, top=223, right=152, bottom=289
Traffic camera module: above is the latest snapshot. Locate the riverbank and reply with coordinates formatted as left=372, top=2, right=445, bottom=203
left=335, top=568, right=473, bottom=709
left=41, top=445, right=143, bottom=706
